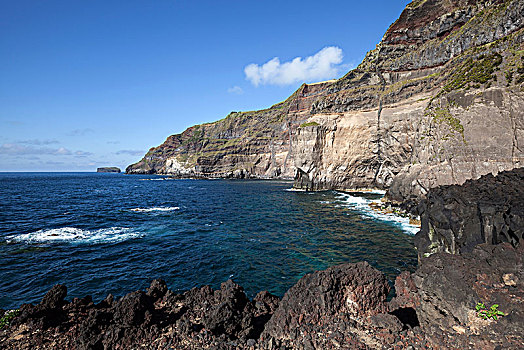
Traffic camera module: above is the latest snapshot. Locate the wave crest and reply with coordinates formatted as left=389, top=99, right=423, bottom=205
left=130, top=207, right=179, bottom=212
left=7, top=227, right=140, bottom=244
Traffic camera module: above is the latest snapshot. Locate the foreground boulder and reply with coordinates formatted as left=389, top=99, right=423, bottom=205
left=11, top=284, right=68, bottom=329
left=259, top=262, right=393, bottom=349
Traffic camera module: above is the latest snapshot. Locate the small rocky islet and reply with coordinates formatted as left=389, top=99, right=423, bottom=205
left=96, top=167, right=121, bottom=173
left=1, top=169, right=522, bottom=349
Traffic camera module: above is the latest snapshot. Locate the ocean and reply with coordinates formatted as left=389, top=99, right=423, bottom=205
left=0, top=172, right=418, bottom=309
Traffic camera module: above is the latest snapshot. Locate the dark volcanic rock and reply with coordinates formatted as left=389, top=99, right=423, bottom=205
left=146, top=278, right=168, bottom=299
left=0, top=279, right=280, bottom=349
left=12, top=284, right=68, bottom=329
left=1, top=253, right=522, bottom=349
left=41, top=284, right=67, bottom=310
left=260, top=261, right=391, bottom=349
left=113, top=290, right=152, bottom=326
left=411, top=243, right=524, bottom=349
left=415, top=168, right=524, bottom=260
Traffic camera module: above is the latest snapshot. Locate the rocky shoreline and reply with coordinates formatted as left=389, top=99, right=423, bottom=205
left=1, top=169, right=523, bottom=349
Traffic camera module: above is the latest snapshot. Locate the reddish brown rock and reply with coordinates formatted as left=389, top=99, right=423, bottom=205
left=259, top=262, right=392, bottom=349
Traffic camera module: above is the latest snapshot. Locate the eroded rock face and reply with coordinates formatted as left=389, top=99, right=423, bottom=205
left=414, top=168, right=524, bottom=259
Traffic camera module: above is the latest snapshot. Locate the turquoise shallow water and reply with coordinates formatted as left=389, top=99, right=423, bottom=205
left=0, top=173, right=417, bottom=309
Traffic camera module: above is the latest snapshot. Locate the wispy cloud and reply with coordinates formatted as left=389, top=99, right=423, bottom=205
left=74, top=150, right=93, bottom=157
left=244, top=46, right=344, bottom=86
left=1, top=120, right=24, bottom=126
left=67, top=128, right=94, bottom=136
left=55, top=147, right=71, bottom=155
left=16, top=139, right=59, bottom=146
left=116, top=149, right=144, bottom=156
left=0, top=143, right=91, bottom=157
left=0, top=143, right=67, bottom=156
left=107, top=140, right=121, bottom=145
left=227, top=86, right=244, bottom=95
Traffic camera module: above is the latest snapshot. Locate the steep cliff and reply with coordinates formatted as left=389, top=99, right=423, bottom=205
left=127, top=0, right=524, bottom=203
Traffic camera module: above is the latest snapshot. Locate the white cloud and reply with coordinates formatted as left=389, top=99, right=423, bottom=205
left=244, top=46, right=344, bottom=86
left=0, top=143, right=56, bottom=155
left=55, top=147, right=71, bottom=155
left=227, top=86, right=244, bottom=95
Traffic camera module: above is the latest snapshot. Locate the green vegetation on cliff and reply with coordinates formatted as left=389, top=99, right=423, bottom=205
left=299, top=122, right=319, bottom=128
left=441, top=53, right=502, bottom=94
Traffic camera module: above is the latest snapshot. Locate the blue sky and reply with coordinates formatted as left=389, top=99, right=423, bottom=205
left=0, top=0, right=410, bottom=171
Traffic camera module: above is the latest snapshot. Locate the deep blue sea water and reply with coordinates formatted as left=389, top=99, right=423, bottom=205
left=0, top=173, right=418, bottom=309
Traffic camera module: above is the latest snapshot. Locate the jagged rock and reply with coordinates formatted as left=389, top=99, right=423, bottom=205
left=112, top=290, right=152, bottom=327
left=414, top=168, right=524, bottom=260
left=146, top=278, right=168, bottom=300
left=1, top=249, right=522, bottom=349
left=389, top=271, right=420, bottom=311
left=40, top=284, right=67, bottom=310
left=11, top=284, right=68, bottom=329
left=0, top=279, right=280, bottom=349
left=200, top=280, right=249, bottom=337
left=368, top=313, right=403, bottom=333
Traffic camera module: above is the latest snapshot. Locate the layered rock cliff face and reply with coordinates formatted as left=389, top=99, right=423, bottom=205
left=127, top=0, right=524, bottom=203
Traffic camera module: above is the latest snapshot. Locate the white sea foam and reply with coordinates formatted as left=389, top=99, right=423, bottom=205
left=7, top=227, right=141, bottom=244
left=284, top=188, right=307, bottom=192
left=130, top=207, right=180, bottom=212
left=334, top=193, right=420, bottom=235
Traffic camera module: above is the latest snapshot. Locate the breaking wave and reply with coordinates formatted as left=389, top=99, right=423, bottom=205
left=334, top=192, right=420, bottom=235
left=7, top=227, right=141, bottom=244
left=130, top=207, right=180, bottom=212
